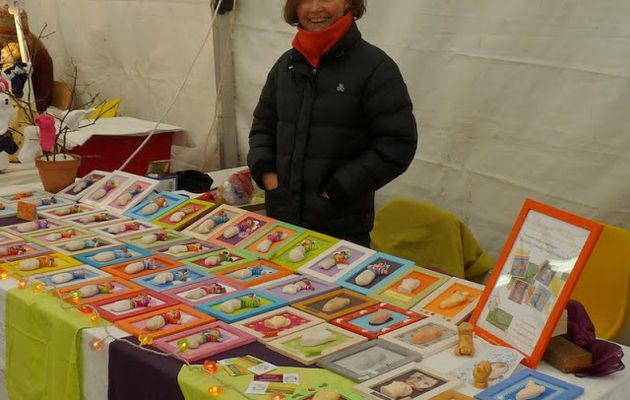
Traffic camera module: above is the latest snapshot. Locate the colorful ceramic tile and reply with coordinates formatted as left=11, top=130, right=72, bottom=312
left=0, top=241, right=51, bottom=262
left=102, top=254, right=181, bottom=280
left=153, top=238, right=221, bottom=261
left=207, top=212, right=274, bottom=249
left=410, top=277, right=485, bottom=324
left=91, top=289, right=179, bottom=322
left=239, top=221, right=306, bottom=259
left=183, top=248, right=253, bottom=273
left=337, top=253, right=415, bottom=295
left=57, top=276, right=144, bottom=305
left=4, top=252, right=82, bottom=276
left=25, top=226, right=94, bottom=246
left=74, top=244, right=153, bottom=268
left=256, top=274, right=339, bottom=304
left=0, top=190, right=49, bottom=204
left=90, top=220, right=161, bottom=239
left=355, top=363, right=462, bottom=400
left=317, top=339, right=423, bottom=382
left=373, top=266, right=450, bottom=309
left=181, top=204, right=247, bottom=240
left=331, top=303, right=425, bottom=340
left=46, top=236, right=123, bottom=256
left=34, top=265, right=111, bottom=289
left=154, top=321, right=256, bottom=362
left=379, top=316, right=460, bottom=357
left=195, top=289, right=287, bottom=323
left=266, top=323, right=366, bottom=366
left=292, top=288, right=378, bottom=321
left=233, top=306, right=325, bottom=343
left=163, top=277, right=248, bottom=307
left=131, top=266, right=214, bottom=292
left=212, top=260, right=292, bottom=288
left=115, top=304, right=215, bottom=340
left=57, top=170, right=109, bottom=201
left=80, top=170, right=133, bottom=207
left=125, top=191, right=189, bottom=223
left=298, top=240, right=376, bottom=283
left=104, top=175, right=159, bottom=213
left=64, top=210, right=131, bottom=229
left=2, top=218, right=68, bottom=236
left=122, top=229, right=190, bottom=249
left=475, top=368, right=583, bottom=400
left=38, top=203, right=97, bottom=219
left=152, top=199, right=216, bottom=230
left=270, top=231, right=339, bottom=271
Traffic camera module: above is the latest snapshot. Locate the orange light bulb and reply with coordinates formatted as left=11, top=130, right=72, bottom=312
left=90, top=313, right=99, bottom=323
left=203, top=360, right=218, bottom=374
left=89, top=338, right=104, bottom=352
left=207, top=385, right=223, bottom=397
left=138, top=334, right=153, bottom=346
left=17, top=279, right=26, bottom=289
left=271, top=395, right=285, bottom=400
left=80, top=305, right=92, bottom=314
left=0, top=270, right=9, bottom=280
left=33, top=281, right=45, bottom=292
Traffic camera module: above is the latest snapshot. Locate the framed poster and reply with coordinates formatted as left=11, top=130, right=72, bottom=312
left=469, top=199, right=602, bottom=368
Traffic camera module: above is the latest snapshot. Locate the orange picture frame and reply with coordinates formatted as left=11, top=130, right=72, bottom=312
left=115, top=304, right=215, bottom=340
left=57, top=276, right=144, bottom=305
left=469, top=199, right=602, bottom=368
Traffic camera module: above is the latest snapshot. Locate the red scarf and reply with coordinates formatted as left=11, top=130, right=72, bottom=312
left=292, top=12, right=353, bottom=68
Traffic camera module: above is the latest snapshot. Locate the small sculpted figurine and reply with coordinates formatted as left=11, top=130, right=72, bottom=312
left=473, top=361, right=492, bottom=389
left=196, top=211, right=229, bottom=233
left=454, top=322, right=475, bottom=356
left=141, top=196, right=168, bottom=215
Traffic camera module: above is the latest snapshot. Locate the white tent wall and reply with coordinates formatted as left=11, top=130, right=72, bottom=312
left=233, top=0, right=630, bottom=259
left=21, top=0, right=220, bottom=170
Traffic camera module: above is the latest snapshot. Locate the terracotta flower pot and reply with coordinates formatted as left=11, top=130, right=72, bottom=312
left=35, top=154, right=81, bottom=193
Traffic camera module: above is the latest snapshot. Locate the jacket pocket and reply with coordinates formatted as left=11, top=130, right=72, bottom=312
left=264, top=188, right=293, bottom=220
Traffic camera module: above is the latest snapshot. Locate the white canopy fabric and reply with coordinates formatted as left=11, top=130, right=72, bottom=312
left=233, top=0, right=630, bottom=258
left=21, top=0, right=630, bottom=259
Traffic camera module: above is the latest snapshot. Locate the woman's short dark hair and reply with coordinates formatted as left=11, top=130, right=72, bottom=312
left=283, top=0, right=366, bottom=26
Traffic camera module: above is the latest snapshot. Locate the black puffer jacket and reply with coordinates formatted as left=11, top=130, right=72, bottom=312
left=248, top=22, right=417, bottom=239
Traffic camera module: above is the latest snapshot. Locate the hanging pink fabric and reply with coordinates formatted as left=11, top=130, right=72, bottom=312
left=35, top=113, right=56, bottom=152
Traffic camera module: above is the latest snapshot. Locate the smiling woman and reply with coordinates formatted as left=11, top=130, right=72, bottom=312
left=247, top=0, right=417, bottom=247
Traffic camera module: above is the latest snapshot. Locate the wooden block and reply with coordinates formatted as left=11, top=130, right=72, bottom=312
left=543, top=335, right=592, bottom=373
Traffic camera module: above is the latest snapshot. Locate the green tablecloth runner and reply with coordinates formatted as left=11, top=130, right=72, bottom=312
left=5, top=287, right=107, bottom=400
left=178, top=364, right=357, bottom=399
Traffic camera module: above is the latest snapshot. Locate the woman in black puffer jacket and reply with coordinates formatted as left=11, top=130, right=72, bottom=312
left=248, top=0, right=417, bottom=247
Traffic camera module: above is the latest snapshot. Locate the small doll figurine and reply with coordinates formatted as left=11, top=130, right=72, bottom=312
left=473, top=361, right=492, bottom=389
left=355, top=261, right=390, bottom=286
left=51, top=269, right=87, bottom=284
left=91, top=180, right=118, bottom=200
left=110, top=293, right=152, bottom=312
left=79, top=213, right=110, bottom=224
left=116, top=184, right=144, bottom=206
left=0, top=244, right=26, bottom=257
left=169, top=207, right=196, bottom=223
left=232, top=264, right=267, bottom=279
left=146, top=310, right=182, bottom=330
left=71, top=174, right=99, bottom=194
left=139, top=231, right=170, bottom=244
left=17, top=255, right=56, bottom=271
left=106, top=222, right=142, bottom=234
left=123, top=258, right=161, bottom=274
left=196, top=211, right=229, bottom=233
left=185, top=283, right=227, bottom=300
left=45, top=229, right=76, bottom=242
left=220, top=293, right=262, bottom=313
left=92, top=247, right=132, bottom=263
left=318, top=249, right=350, bottom=270
left=71, top=282, right=115, bottom=299
left=222, top=217, right=260, bottom=239
left=64, top=238, right=100, bottom=251
left=178, top=328, right=223, bottom=350
left=38, top=197, right=59, bottom=206
left=52, top=204, right=83, bottom=216
left=203, top=250, right=235, bottom=266
left=454, top=322, right=475, bottom=356
left=287, top=239, right=317, bottom=262
left=16, top=219, right=50, bottom=233
left=256, top=230, right=287, bottom=253
left=168, top=243, right=203, bottom=254
left=11, top=191, right=33, bottom=200
left=282, top=278, right=314, bottom=294
left=152, top=269, right=189, bottom=285
left=141, top=197, right=168, bottom=215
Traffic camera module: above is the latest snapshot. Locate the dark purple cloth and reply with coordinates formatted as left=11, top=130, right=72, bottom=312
left=566, top=300, right=625, bottom=377
left=108, top=337, right=185, bottom=400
